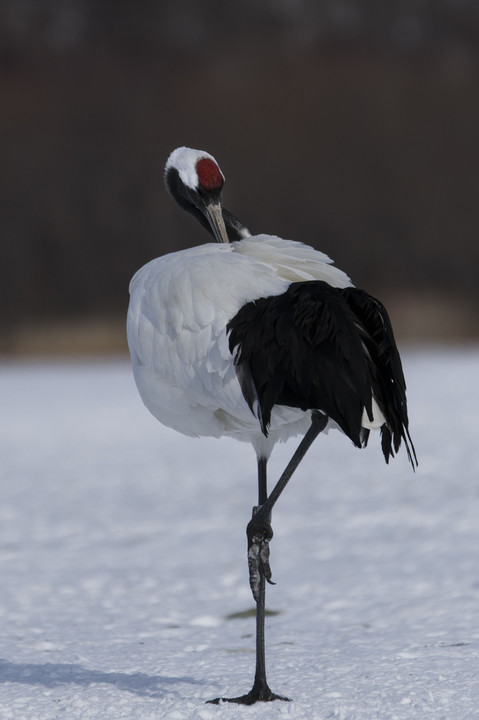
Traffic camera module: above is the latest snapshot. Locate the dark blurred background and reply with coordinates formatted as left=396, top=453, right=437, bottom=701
left=1, top=0, right=478, bottom=354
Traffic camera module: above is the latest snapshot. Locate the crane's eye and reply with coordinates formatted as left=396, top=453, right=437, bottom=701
left=196, top=158, right=224, bottom=192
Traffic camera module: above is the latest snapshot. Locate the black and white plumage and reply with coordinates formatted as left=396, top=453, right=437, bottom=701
left=127, top=146, right=416, bottom=704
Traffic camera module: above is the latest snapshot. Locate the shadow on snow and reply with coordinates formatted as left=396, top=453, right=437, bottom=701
left=0, top=659, right=203, bottom=698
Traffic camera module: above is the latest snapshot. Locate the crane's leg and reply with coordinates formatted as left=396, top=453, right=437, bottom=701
left=208, top=412, right=328, bottom=705
left=247, top=411, right=328, bottom=593
left=208, top=458, right=288, bottom=704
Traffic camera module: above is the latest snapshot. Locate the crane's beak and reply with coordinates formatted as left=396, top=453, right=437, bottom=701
left=205, top=200, right=230, bottom=244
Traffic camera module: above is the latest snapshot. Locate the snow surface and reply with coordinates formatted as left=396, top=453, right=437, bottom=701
left=1, top=348, right=479, bottom=719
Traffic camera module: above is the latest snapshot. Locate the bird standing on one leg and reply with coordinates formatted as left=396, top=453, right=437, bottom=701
left=127, top=146, right=417, bottom=704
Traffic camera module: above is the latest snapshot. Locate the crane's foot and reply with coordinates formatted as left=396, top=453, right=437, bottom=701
left=207, top=680, right=290, bottom=705
left=246, top=510, right=275, bottom=601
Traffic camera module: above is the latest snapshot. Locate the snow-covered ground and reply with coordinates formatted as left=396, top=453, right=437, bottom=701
left=1, top=347, right=478, bottom=719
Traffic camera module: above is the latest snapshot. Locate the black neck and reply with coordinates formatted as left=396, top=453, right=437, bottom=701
left=222, top=208, right=250, bottom=242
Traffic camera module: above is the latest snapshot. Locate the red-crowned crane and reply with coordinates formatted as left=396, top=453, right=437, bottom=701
left=127, top=146, right=417, bottom=704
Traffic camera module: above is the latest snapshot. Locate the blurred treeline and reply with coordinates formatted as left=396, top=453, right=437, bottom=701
left=1, top=0, right=479, bottom=353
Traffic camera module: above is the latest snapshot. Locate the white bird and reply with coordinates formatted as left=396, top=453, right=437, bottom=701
left=127, top=146, right=416, bottom=704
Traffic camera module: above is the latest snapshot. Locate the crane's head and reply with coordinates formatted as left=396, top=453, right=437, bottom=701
left=165, top=147, right=230, bottom=244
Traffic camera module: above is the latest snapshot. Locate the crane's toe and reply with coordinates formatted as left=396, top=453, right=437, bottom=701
left=208, top=684, right=290, bottom=705
left=247, top=512, right=275, bottom=601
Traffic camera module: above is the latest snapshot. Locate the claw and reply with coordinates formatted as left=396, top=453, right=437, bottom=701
left=247, top=510, right=275, bottom=601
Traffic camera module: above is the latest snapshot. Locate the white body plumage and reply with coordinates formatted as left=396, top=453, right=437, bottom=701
left=126, top=233, right=371, bottom=458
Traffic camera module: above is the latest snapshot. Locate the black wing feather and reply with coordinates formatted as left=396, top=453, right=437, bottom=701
left=227, top=280, right=417, bottom=469
left=340, top=287, right=417, bottom=468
